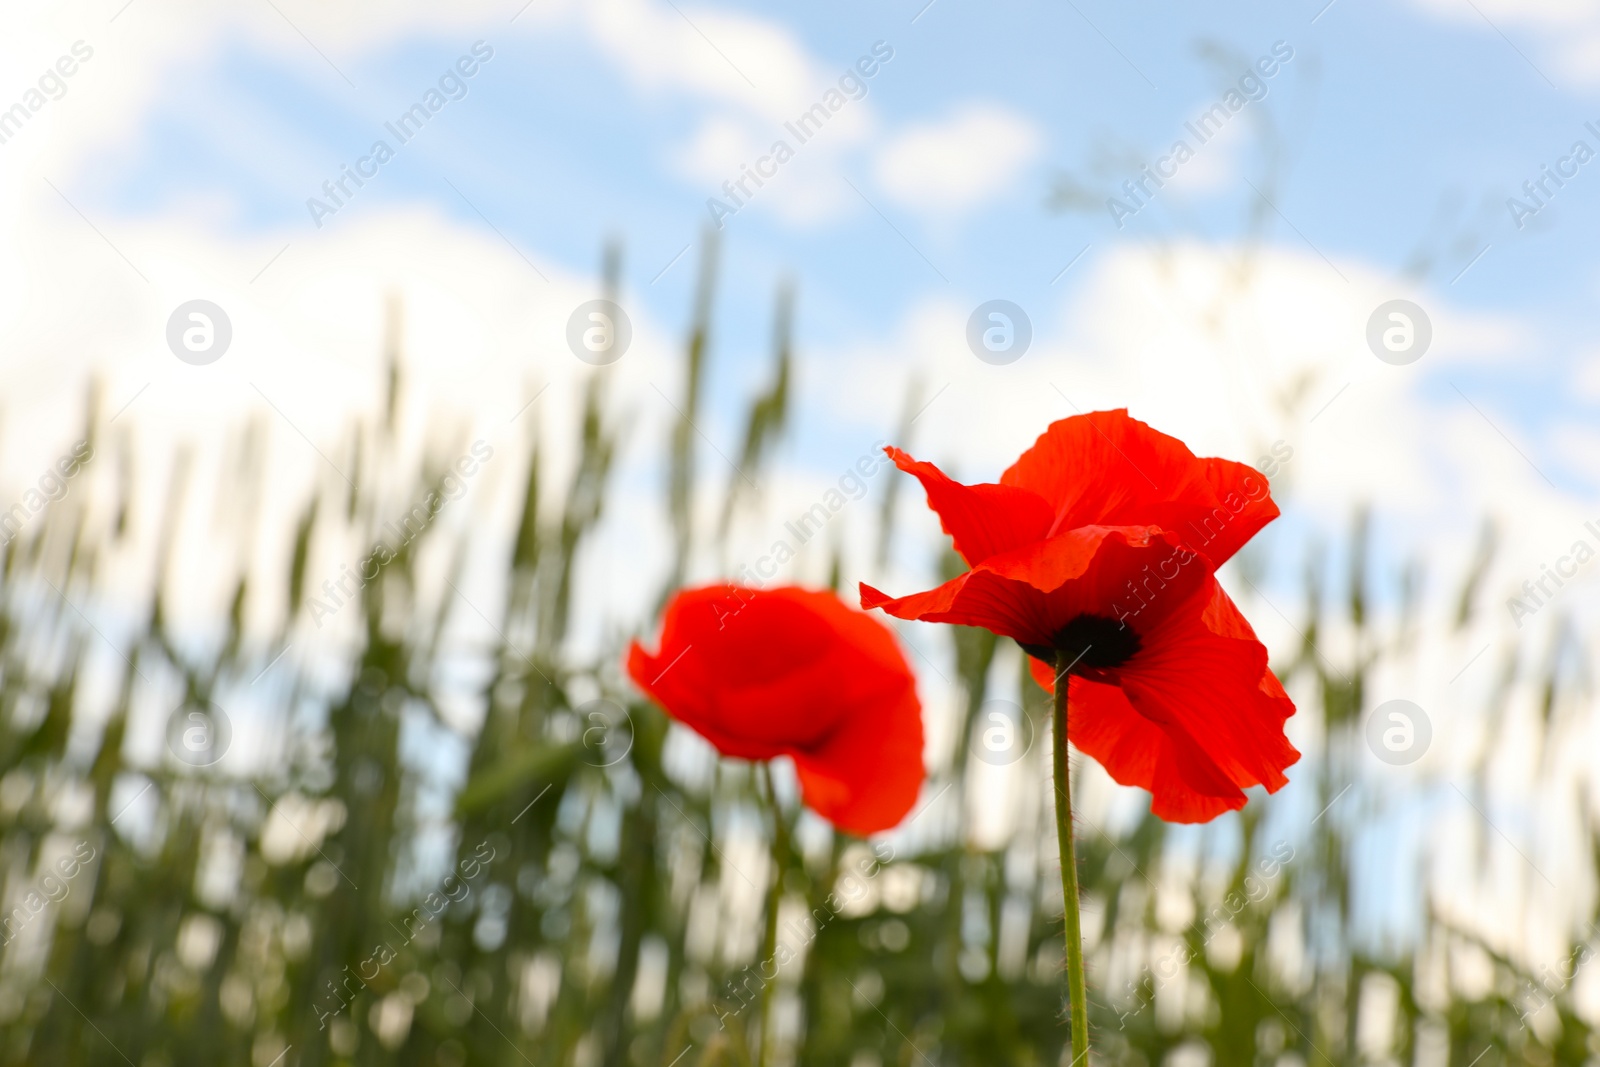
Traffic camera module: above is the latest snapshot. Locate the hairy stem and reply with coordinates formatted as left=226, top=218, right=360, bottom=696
left=1052, top=650, right=1091, bottom=1062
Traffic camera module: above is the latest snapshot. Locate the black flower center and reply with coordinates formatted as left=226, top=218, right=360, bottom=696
left=1021, top=614, right=1141, bottom=673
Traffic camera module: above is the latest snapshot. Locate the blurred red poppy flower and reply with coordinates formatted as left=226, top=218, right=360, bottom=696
left=860, top=409, right=1298, bottom=823
left=626, top=584, right=924, bottom=835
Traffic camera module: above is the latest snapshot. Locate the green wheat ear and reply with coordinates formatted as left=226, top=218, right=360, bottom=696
left=0, top=241, right=1580, bottom=1067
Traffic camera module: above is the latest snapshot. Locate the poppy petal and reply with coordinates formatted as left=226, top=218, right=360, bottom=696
left=883, top=447, right=1055, bottom=565
left=1027, top=662, right=1256, bottom=822
left=627, top=585, right=925, bottom=834
left=1108, top=578, right=1299, bottom=806
left=786, top=677, right=926, bottom=835
left=861, top=525, right=1211, bottom=650
left=1000, top=409, right=1279, bottom=567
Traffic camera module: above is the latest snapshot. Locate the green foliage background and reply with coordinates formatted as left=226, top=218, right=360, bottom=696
left=0, top=240, right=1593, bottom=1066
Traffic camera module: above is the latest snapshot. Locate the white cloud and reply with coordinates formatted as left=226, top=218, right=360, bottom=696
left=671, top=114, right=764, bottom=185
left=670, top=111, right=874, bottom=228
left=1572, top=348, right=1600, bottom=400
left=0, top=0, right=888, bottom=649
left=0, top=0, right=839, bottom=181
left=580, top=0, right=824, bottom=125
left=1406, top=0, right=1600, bottom=85
left=658, top=20, right=889, bottom=229
left=0, top=179, right=694, bottom=637
left=814, top=239, right=1589, bottom=612
left=1160, top=113, right=1246, bottom=196
left=873, top=103, right=1040, bottom=215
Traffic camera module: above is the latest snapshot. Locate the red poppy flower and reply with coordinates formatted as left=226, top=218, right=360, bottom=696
left=860, top=409, right=1298, bottom=823
left=626, top=584, right=925, bottom=835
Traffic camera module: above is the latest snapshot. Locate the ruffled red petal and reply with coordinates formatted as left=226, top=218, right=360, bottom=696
left=1027, top=579, right=1299, bottom=822
left=861, top=525, right=1210, bottom=649
left=1117, top=580, right=1298, bottom=798
left=883, top=447, right=1054, bottom=566
left=1041, top=669, right=1247, bottom=822
left=1000, top=410, right=1279, bottom=567
left=626, top=585, right=925, bottom=835
left=1028, top=665, right=1255, bottom=822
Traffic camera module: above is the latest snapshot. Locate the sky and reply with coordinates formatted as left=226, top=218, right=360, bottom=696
left=4, top=0, right=1600, bottom=949
left=5, top=0, right=1599, bottom=494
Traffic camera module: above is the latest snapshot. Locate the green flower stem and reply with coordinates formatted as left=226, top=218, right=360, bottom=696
left=754, top=762, right=788, bottom=1067
left=1053, top=649, right=1091, bottom=1063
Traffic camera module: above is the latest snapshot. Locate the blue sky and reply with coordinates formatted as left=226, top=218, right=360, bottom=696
left=64, top=0, right=1599, bottom=491
left=89, top=1, right=1594, bottom=291
left=7, top=0, right=1600, bottom=649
